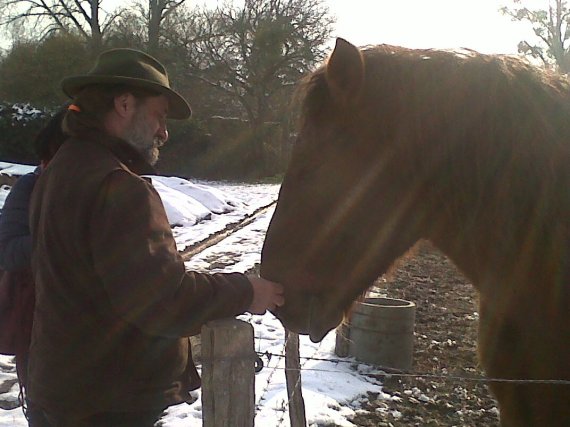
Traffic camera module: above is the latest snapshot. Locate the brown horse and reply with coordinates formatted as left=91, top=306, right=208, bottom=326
left=260, top=38, right=570, bottom=426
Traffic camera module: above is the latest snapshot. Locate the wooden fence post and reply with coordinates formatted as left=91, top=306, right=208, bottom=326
left=285, top=330, right=307, bottom=427
left=201, top=318, right=255, bottom=427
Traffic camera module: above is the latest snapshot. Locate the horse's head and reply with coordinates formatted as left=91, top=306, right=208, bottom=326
left=261, top=39, right=438, bottom=341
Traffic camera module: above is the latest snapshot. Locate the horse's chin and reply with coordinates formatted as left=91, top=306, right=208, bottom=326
left=269, top=284, right=344, bottom=342
left=270, top=306, right=310, bottom=336
left=308, top=305, right=343, bottom=343
left=270, top=305, right=335, bottom=342
left=309, top=328, right=330, bottom=343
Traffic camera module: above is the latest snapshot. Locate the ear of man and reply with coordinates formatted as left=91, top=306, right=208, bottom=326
left=105, top=92, right=140, bottom=139
left=113, top=93, right=138, bottom=119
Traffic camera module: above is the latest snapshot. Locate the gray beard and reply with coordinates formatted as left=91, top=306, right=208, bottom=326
left=125, top=140, right=159, bottom=165
left=134, top=142, right=160, bottom=166
left=124, top=115, right=161, bottom=165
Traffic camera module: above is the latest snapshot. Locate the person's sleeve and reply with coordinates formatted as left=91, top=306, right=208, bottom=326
left=0, top=174, right=36, bottom=271
left=89, top=170, right=253, bottom=337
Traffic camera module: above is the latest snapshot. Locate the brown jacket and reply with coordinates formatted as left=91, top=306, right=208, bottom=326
left=28, top=134, right=253, bottom=416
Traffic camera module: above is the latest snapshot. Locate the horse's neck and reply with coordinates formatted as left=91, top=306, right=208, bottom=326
left=431, top=217, right=568, bottom=294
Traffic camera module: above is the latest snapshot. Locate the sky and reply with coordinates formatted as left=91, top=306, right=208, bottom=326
left=0, top=163, right=395, bottom=427
left=325, top=0, right=533, bottom=54
left=0, top=1, right=539, bottom=55
left=201, top=0, right=536, bottom=54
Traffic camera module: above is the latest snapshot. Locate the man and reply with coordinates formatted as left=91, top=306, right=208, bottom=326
left=28, top=48, right=284, bottom=427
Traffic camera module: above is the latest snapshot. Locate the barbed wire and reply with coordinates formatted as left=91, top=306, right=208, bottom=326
left=254, top=330, right=285, bottom=414
left=254, top=350, right=570, bottom=386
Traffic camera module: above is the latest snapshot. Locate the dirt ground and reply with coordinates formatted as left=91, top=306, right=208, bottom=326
left=350, top=241, right=500, bottom=427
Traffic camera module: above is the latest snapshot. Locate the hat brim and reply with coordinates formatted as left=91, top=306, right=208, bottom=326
left=61, top=75, right=191, bottom=120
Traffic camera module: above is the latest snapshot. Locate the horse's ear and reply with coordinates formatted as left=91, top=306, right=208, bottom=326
left=325, top=38, right=364, bottom=106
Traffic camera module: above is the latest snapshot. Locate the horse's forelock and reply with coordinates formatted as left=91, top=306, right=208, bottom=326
left=296, top=66, right=331, bottom=126
left=296, top=45, right=413, bottom=126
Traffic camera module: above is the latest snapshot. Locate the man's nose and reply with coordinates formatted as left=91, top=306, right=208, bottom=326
left=157, top=127, right=168, bottom=144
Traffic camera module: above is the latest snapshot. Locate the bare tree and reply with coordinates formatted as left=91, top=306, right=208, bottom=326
left=0, top=0, right=121, bottom=53
left=147, top=0, right=186, bottom=54
left=185, top=0, right=333, bottom=127
left=501, top=0, right=570, bottom=72
left=161, top=0, right=333, bottom=169
left=104, top=0, right=187, bottom=55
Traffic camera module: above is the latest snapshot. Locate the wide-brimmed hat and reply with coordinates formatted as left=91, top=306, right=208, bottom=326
left=61, top=48, right=191, bottom=120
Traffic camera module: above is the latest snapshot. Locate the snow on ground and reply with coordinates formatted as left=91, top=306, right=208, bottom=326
left=0, top=164, right=383, bottom=427
left=0, top=163, right=35, bottom=177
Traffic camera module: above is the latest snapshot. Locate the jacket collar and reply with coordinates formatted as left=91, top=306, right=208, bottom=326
left=70, top=130, right=157, bottom=176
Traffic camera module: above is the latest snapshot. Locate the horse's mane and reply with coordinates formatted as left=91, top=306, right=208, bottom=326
left=296, top=44, right=570, bottom=267
left=300, top=44, right=570, bottom=133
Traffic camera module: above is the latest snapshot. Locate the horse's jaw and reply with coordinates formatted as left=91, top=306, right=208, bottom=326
left=308, top=299, right=344, bottom=343
left=309, top=327, right=332, bottom=343
left=271, top=308, right=301, bottom=334
left=271, top=294, right=343, bottom=343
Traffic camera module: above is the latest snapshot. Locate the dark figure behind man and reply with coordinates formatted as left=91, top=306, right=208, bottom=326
left=0, top=107, right=67, bottom=426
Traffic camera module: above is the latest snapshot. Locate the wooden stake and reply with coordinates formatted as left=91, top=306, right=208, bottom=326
left=285, top=330, right=307, bottom=427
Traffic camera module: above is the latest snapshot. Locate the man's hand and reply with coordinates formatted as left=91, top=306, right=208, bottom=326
left=246, top=275, right=285, bottom=315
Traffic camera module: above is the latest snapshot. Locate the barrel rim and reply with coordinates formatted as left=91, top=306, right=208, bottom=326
left=358, top=297, right=416, bottom=308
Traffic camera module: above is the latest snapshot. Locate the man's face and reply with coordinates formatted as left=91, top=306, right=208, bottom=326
left=124, top=94, right=169, bottom=165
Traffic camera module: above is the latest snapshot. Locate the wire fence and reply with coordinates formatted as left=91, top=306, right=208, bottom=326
left=253, top=348, right=570, bottom=386
left=230, top=327, right=570, bottom=426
